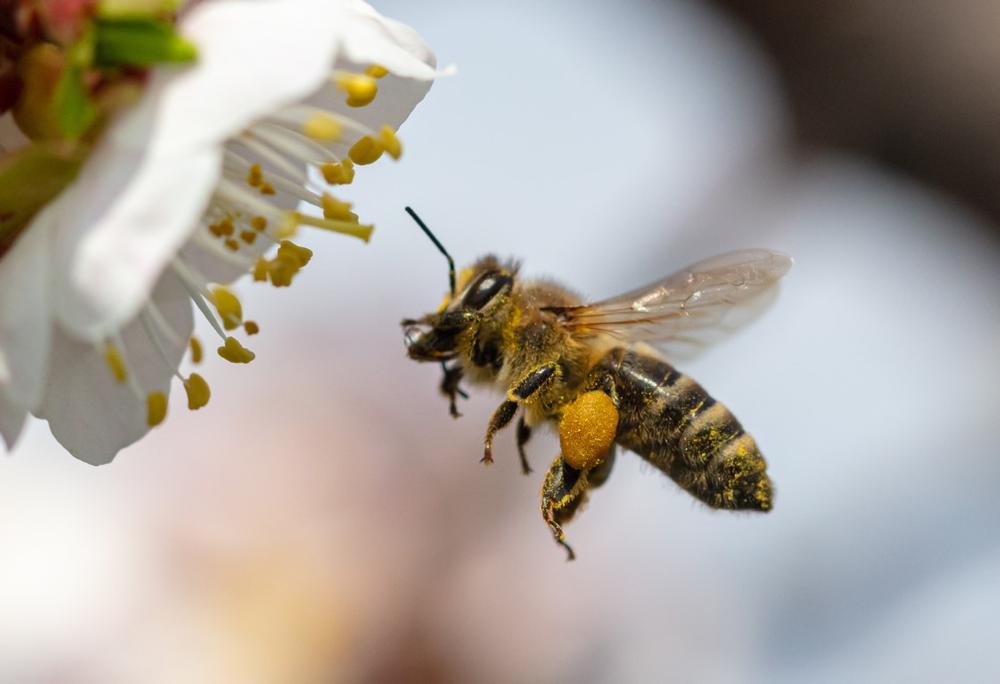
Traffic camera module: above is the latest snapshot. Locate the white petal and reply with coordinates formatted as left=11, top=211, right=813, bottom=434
left=0, top=388, right=27, bottom=451
left=36, top=271, right=194, bottom=465
left=109, top=0, right=346, bottom=155
left=0, top=206, right=52, bottom=409
left=50, top=145, right=221, bottom=340
left=309, top=1, right=445, bottom=147
left=338, top=0, right=443, bottom=80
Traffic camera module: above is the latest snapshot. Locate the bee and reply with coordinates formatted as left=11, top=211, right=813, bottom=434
left=401, top=208, right=792, bottom=559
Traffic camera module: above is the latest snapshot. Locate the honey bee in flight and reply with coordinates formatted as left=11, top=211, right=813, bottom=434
left=401, top=208, right=792, bottom=559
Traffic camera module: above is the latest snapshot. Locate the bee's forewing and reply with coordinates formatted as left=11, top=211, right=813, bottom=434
left=559, top=249, right=792, bottom=354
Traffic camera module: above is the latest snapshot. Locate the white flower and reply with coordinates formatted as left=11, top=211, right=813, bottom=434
left=0, top=0, right=447, bottom=464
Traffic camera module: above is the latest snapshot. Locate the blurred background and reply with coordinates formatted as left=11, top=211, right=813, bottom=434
left=3, top=0, right=1000, bottom=682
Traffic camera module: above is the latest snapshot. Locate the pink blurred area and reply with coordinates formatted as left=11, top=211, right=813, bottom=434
left=3, top=1, right=1000, bottom=683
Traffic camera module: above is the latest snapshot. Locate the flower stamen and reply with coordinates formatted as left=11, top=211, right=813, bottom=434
left=183, top=373, right=211, bottom=409
left=104, top=343, right=129, bottom=384
left=210, top=286, right=243, bottom=331
left=171, top=258, right=228, bottom=341
left=218, top=336, right=255, bottom=363
left=142, top=304, right=212, bottom=414
left=189, top=336, right=203, bottom=364
left=333, top=71, right=379, bottom=107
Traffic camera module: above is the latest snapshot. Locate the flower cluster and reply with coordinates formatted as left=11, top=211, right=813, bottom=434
left=0, top=0, right=445, bottom=463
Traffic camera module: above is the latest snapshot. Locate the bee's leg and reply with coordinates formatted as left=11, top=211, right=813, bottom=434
left=482, top=362, right=559, bottom=465
left=439, top=362, right=467, bottom=419
left=541, top=455, right=590, bottom=561
left=482, top=400, right=517, bottom=465
left=516, top=413, right=533, bottom=475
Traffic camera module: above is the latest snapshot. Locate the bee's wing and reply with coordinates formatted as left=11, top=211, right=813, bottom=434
left=554, top=249, right=792, bottom=355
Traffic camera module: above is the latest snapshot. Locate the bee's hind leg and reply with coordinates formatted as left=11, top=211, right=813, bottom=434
left=541, top=455, right=591, bottom=561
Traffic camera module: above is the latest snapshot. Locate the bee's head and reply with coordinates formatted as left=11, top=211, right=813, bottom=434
left=402, top=256, right=517, bottom=362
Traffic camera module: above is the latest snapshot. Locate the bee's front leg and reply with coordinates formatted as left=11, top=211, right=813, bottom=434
left=541, top=455, right=590, bottom=561
left=516, top=413, right=533, bottom=475
left=439, top=362, right=467, bottom=418
left=482, top=362, right=558, bottom=466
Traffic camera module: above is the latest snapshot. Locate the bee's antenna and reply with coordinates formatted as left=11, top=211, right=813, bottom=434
left=405, top=206, right=456, bottom=297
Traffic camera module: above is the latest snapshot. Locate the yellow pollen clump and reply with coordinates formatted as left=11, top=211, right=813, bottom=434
left=348, top=136, right=383, bottom=165
left=247, top=164, right=263, bottom=187
left=209, top=218, right=234, bottom=237
left=240, top=230, right=257, bottom=245
left=559, top=391, right=619, bottom=471
left=183, top=373, right=211, bottom=410
left=259, top=182, right=275, bottom=196
left=218, top=336, right=255, bottom=364
left=147, top=392, right=168, bottom=427
left=377, top=126, right=402, bottom=159
left=211, top=286, right=243, bottom=330
left=189, top=336, right=203, bottom=364
left=243, top=321, right=260, bottom=335
left=251, top=216, right=268, bottom=231
left=320, top=159, right=354, bottom=185
left=224, top=238, right=240, bottom=251
left=336, top=74, right=378, bottom=107
left=365, top=64, right=389, bottom=78
left=104, top=344, right=128, bottom=383
left=303, top=112, right=342, bottom=141
left=321, top=194, right=356, bottom=222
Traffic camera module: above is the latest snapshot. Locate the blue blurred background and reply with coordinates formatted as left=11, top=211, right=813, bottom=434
left=2, top=1, right=999, bottom=682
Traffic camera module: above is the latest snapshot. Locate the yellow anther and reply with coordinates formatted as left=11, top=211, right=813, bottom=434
left=277, top=240, right=313, bottom=267
left=243, top=321, right=260, bottom=335
left=267, top=258, right=297, bottom=287
left=336, top=73, right=378, bottom=107
left=104, top=344, right=128, bottom=383
left=218, top=336, right=255, bottom=364
left=247, top=164, right=263, bottom=188
left=224, top=238, right=240, bottom=251
left=320, top=159, right=355, bottom=185
left=147, top=392, right=168, bottom=427
left=251, top=216, right=268, bottom=231
left=183, top=373, right=211, bottom=410
left=365, top=64, right=389, bottom=79
left=189, top=336, right=203, bottom=364
left=211, top=286, right=243, bottom=331
left=240, top=230, right=257, bottom=244
left=302, top=112, right=342, bottom=141
left=348, top=136, right=383, bottom=165
left=252, top=257, right=269, bottom=282
left=209, top=218, right=234, bottom=237
left=259, top=182, right=275, bottom=196
left=321, top=194, right=357, bottom=222
left=377, top=126, right=402, bottom=159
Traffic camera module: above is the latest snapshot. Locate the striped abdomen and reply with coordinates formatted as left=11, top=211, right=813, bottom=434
left=595, top=347, right=772, bottom=511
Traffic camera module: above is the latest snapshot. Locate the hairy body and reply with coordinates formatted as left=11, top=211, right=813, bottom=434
left=405, top=251, right=789, bottom=559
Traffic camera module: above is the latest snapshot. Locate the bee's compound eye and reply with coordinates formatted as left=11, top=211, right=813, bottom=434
left=464, top=272, right=512, bottom=310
